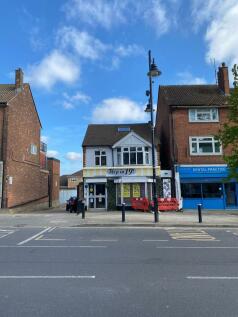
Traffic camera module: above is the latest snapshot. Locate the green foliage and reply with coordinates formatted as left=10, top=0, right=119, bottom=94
left=218, top=64, right=238, bottom=179
left=107, top=180, right=117, bottom=210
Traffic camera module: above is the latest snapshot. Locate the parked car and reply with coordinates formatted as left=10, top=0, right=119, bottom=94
left=66, top=196, right=78, bottom=213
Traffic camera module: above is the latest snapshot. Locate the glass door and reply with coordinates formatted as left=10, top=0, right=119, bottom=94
left=225, top=183, right=237, bottom=207
left=88, top=184, right=106, bottom=209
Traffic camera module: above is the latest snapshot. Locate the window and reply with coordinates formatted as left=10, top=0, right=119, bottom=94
left=189, top=108, right=219, bottom=122
left=30, top=144, right=37, bottom=155
left=181, top=183, right=201, bottom=198
left=117, top=148, right=121, bottom=165
left=189, top=136, right=221, bottom=155
left=118, top=127, right=130, bottom=132
left=95, top=150, right=107, bottom=166
left=122, top=147, right=145, bottom=165
left=145, top=147, right=149, bottom=164
left=202, top=183, right=223, bottom=198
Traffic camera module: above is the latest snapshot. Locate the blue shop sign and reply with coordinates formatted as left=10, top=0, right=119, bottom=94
left=178, top=166, right=228, bottom=178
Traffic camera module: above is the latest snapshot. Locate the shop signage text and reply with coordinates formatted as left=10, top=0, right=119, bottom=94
left=107, top=168, right=136, bottom=176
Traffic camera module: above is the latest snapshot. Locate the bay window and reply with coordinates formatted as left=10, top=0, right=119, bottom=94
left=116, top=146, right=150, bottom=165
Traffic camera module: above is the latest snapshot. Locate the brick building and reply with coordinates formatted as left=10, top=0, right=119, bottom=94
left=156, top=63, right=237, bottom=209
left=82, top=123, right=160, bottom=210
left=0, top=68, right=60, bottom=209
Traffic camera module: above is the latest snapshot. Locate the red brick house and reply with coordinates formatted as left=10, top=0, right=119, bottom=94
left=0, top=68, right=59, bottom=209
left=156, top=63, right=237, bottom=209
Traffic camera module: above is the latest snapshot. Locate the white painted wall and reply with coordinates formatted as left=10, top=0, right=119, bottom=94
left=85, top=147, right=112, bottom=167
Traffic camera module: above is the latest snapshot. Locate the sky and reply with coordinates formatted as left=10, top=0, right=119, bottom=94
left=0, top=0, right=238, bottom=175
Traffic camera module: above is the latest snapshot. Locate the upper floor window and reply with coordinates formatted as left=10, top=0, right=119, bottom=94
left=189, top=108, right=219, bottom=122
left=95, top=150, right=107, bottom=166
left=117, top=147, right=148, bottom=165
left=189, top=136, right=222, bottom=155
left=30, top=144, right=37, bottom=155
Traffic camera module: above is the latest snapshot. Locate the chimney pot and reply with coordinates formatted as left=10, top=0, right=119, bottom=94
left=217, top=62, right=230, bottom=95
left=15, top=68, right=24, bottom=92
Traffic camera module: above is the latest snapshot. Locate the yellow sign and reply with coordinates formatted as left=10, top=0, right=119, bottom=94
left=133, top=184, right=140, bottom=198
left=123, top=184, right=130, bottom=198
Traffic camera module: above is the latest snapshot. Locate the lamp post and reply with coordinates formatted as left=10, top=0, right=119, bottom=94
left=145, top=50, right=161, bottom=223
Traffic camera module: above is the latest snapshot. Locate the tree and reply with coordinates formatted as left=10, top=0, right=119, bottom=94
left=218, top=64, right=238, bottom=179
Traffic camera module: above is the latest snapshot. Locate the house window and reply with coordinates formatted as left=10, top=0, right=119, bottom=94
left=122, top=147, right=147, bottom=165
left=95, top=150, right=107, bottom=166
left=189, top=108, right=219, bottom=122
left=189, top=136, right=222, bottom=155
left=117, top=148, right=121, bottom=165
left=30, top=144, right=37, bottom=155
left=144, top=147, right=149, bottom=164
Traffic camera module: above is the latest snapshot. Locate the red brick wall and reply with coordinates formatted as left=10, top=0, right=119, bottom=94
left=172, top=107, right=231, bottom=165
left=3, top=84, right=49, bottom=208
left=47, top=158, right=60, bottom=206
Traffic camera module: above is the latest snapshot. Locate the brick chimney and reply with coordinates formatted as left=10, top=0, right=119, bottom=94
left=15, top=68, right=24, bottom=92
left=217, top=62, right=230, bottom=95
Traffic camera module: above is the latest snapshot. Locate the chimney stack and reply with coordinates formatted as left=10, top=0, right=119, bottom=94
left=217, top=62, right=230, bottom=95
left=15, top=68, right=24, bottom=92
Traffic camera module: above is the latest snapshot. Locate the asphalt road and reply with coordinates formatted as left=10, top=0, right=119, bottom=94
left=0, top=226, right=238, bottom=317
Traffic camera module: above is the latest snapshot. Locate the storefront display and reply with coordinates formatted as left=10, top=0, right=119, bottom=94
left=178, top=165, right=238, bottom=209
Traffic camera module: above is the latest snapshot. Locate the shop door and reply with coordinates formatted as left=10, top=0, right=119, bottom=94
left=88, top=184, right=106, bottom=209
left=225, top=183, right=237, bottom=207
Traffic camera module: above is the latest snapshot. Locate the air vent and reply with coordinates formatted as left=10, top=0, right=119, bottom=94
left=118, top=127, right=130, bottom=132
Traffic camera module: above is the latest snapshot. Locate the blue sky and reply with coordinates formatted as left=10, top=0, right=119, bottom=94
left=0, top=0, right=237, bottom=175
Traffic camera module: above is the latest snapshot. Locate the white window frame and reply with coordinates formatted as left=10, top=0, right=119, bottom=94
left=188, top=108, right=219, bottom=123
left=95, top=150, right=107, bottom=166
left=30, top=144, right=37, bottom=155
left=189, top=136, right=222, bottom=156
left=118, top=146, right=150, bottom=166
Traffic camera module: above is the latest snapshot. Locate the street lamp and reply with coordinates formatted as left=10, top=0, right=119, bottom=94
left=145, top=50, right=161, bottom=223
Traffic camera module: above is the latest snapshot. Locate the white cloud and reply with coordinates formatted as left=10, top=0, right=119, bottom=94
left=62, top=91, right=91, bottom=110
left=58, top=27, right=109, bottom=60
left=115, top=44, right=145, bottom=57
left=47, top=150, right=59, bottom=157
left=92, top=98, right=147, bottom=123
left=63, top=0, right=126, bottom=29
left=26, top=50, right=80, bottom=89
left=63, top=0, right=172, bottom=37
left=177, top=71, right=207, bottom=85
left=41, top=135, right=49, bottom=143
left=65, top=152, right=82, bottom=161
left=191, top=1, right=238, bottom=66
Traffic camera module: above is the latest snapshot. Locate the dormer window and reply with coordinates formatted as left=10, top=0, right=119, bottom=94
left=189, top=108, right=219, bottom=122
left=95, top=150, right=107, bottom=166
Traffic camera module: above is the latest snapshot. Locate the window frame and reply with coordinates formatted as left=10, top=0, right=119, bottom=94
left=188, top=108, right=219, bottom=123
left=189, top=136, right=222, bottom=156
left=117, top=146, right=151, bottom=166
left=30, top=144, right=38, bottom=155
left=94, top=149, right=107, bottom=166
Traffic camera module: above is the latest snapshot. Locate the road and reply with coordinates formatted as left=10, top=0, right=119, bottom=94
left=0, top=226, right=237, bottom=316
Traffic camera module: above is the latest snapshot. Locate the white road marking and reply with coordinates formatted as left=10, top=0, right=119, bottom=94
left=157, top=246, right=238, bottom=249
left=90, top=239, right=118, bottom=242
left=187, top=276, right=238, bottom=280
left=48, top=227, right=56, bottom=232
left=17, top=227, right=52, bottom=245
left=8, top=245, right=107, bottom=248
left=143, top=240, right=168, bottom=242
left=0, top=230, right=14, bottom=239
left=37, top=238, right=66, bottom=241
left=0, top=275, right=95, bottom=279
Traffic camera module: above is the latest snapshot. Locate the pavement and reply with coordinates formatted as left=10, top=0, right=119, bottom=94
left=0, top=207, right=238, bottom=227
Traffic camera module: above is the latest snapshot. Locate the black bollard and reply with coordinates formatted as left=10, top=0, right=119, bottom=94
left=82, top=202, right=85, bottom=219
left=122, top=203, right=125, bottom=222
left=198, top=204, right=202, bottom=223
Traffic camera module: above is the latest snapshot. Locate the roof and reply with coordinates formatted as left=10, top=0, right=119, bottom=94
left=0, top=84, right=16, bottom=103
left=72, top=169, right=83, bottom=177
left=159, top=84, right=229, bottom=106
left=82, top=123, right=158, bottom=146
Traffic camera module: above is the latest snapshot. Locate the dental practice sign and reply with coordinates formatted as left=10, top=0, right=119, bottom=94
left=178, top=166, right=228, bottom=178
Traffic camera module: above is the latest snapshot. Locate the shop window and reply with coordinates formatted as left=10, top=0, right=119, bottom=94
left=181, top=183, right=201, bottom=198
left=202, top=183, right=223, bottom=198
left=95, top=150, right=107, bottom=166
left=189, top=108, right=219, bottom=122
left=189, top=136, right=222, bottom=155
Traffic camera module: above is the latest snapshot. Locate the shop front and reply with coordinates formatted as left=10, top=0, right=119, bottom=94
left=177, top=165, right=238, bottom=210
left=83, top=166, right=160, bottom=210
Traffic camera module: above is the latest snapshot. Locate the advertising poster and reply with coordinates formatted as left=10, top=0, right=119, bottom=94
left=123, top=184, right=130, bottom=198
left=133, top=184, right=140, bottom=198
